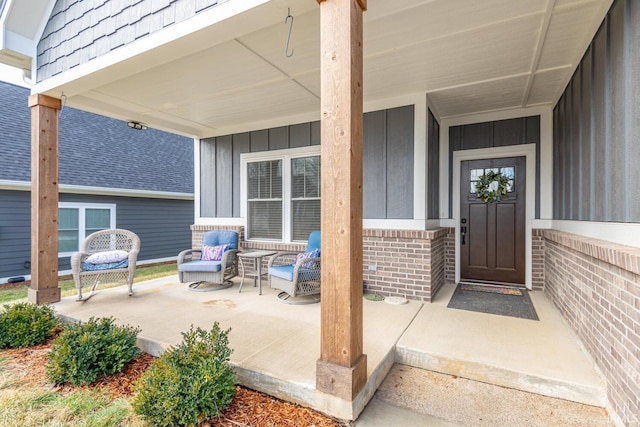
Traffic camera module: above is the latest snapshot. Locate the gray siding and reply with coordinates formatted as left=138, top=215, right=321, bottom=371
left=427, top=109, right=440, bottom=219
left=0, top=190, right=31, bottom=279
left=449, top=116, right=541, bottom=218
left=0, top=190, right=193, bottom=279
left=37, top=0, right=227, bottom=81
left=201, top=105, right=415, bottom=220
left=553, top=0, right=640, bottom=222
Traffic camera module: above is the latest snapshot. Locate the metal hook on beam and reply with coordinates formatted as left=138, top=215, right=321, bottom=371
left=285, top=8, right=294, bottom=57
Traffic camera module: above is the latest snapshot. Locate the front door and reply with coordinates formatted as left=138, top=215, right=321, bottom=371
left=460, top=157, right=526, bottom=285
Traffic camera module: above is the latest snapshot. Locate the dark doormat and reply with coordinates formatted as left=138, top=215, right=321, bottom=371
left=447, top=282, right=539, bottom=320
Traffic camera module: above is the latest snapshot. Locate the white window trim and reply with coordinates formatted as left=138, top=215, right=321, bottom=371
left=58, top=202, right=116, bottom=257
left=241, top=146, right=321, bottom=243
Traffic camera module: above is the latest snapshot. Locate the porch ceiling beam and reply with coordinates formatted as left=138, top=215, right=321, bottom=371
left=521, top=0, right=556, bottom=106
left=28, top=94, right=62, bottom=305
left=316, top=0, right=367, bottom=401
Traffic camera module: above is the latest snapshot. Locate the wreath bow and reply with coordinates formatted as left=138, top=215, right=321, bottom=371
left=475, top=171, right=510, bottom=203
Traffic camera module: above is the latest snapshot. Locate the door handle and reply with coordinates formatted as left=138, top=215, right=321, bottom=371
left=461, top=226, right=467, bottom=245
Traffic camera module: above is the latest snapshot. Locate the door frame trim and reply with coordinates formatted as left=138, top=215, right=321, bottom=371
left=453, top=144, right=536, bottom=290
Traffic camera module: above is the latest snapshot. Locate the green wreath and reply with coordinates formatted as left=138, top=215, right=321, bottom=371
left=475, top=171, right=510, bottom=203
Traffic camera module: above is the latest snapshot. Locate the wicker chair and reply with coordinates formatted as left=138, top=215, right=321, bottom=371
left=267, top=231, right=321, bottom=304
left=177, top=230, right=239, bottom=291
left=71, top=229, right=140, bottom=301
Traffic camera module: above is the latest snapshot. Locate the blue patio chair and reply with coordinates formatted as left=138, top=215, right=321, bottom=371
left=267, top=231, right=321, bottom=304
left=177, top=230, right=239, bottom=291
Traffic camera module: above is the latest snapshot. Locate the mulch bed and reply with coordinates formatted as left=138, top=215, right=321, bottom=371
left=0, top=342, right=344, bottom=427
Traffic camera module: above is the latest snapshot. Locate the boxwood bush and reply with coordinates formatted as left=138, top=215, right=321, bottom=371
left=132, top=323, right=236, bottom=427
left=0, top=303, right=60, bottom=349
left=46, top=316, right=141, bottom=386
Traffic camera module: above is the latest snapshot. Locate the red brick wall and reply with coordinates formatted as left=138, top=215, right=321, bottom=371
left=532, top=229, right=545, bottom=290
left=543, top=230, right=640, bottom=425
left=362, top=228, right=448, bottom=302
left=444, top=228, right=455, bottom=284
left=191, top=225, right=449, bottom=302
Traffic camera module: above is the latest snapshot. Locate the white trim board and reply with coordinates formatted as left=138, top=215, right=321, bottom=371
left=0, top=180, right=193, bottom=200
left=540, top=220, right=640, bottom=250
left=452, top=144, right=537, bottom=290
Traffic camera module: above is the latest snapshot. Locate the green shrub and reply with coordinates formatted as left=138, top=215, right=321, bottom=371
left=46, top=317, right=141, bottom=386
left=132, top=323, right=236, bottom=427
left=0, top=303, right=59, bottom=349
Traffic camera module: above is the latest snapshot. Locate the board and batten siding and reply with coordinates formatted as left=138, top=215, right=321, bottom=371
left=553, top=0, right=640, bottom=222
left=449, top=116, right=541, bottom=218
left=0, top=190, right=193, bottom=279
left=427, top=108, right=440, bottom=219
left=201, top=105, right=415, bottom=220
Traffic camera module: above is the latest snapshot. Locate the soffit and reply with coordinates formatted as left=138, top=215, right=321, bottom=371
left=30, top=0, right=612, bottom=137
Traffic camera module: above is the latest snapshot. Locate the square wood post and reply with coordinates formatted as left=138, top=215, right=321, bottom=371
left=316, top=0, right=368, bottom=400
left=28, top=94, right=62, bottom=305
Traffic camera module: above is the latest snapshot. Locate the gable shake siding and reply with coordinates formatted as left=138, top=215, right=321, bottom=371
left=37, top=0, right=227, bottom=81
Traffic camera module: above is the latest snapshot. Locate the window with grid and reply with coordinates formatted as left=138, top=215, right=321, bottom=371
left=58, top=203, right=115, bottom=255
left=243, top=148, right=321, bottom=242
left=291, top=156, right=320, bottom=241
left=247, top=159, right=283, bottom=240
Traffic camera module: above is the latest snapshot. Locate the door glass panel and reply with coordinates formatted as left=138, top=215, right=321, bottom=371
left=470, top=166, right=516, bottom=195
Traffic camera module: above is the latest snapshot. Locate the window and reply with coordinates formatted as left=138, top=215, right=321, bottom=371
left=247, top=160, right=283, bottom=240
left=469, top=167, right=515, bottom=194
left=243, top=147, right=320, bottom=242
left=291, top=156, right=320, bottom=241
left=58, top=203, right=116, bottom=256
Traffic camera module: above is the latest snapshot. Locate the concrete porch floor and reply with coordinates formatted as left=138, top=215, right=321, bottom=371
left=51, top=277, right=607, bottom=423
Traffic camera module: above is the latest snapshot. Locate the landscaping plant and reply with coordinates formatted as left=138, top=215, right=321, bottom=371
left=46, top=316, right=141, bottom=386
left=132, top=322, right=236, bottom=427
left=0, top=302, right=59, bottom=349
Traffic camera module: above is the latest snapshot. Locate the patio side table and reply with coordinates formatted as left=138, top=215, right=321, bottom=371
left=237, top=250, right=276, bottom=295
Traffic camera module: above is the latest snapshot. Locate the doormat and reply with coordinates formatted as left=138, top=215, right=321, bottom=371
left=447, top=283, right=538, bottom=320
left=458, top=282, right=523, bottom=296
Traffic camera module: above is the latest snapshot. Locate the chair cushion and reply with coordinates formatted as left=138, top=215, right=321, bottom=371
left=202, top=244, right=229, bottom=261
left=268, top=265, right=294, bottom=282
left=82, top=259, right=129, bottom=271
left=294, top=249, right=320, bottom=268
left=85, top=250, right=129, bottom=265
left=202, top=230, right=239, bottom=250
left=178, top=260, right=222, bottom=273
left=306, top=231, right=321, bottom=252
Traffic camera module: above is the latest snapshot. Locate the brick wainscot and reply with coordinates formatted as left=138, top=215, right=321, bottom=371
left=191, top=225, right=451, bottom=303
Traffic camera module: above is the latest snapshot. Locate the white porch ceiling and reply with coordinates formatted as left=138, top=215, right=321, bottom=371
left=35, top=0, right=612, bottom=137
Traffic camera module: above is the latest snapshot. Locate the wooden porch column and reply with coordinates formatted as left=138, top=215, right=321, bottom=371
left=316, top=0, right=367, bottom=400
left=28, top=94, right=62, bottom=305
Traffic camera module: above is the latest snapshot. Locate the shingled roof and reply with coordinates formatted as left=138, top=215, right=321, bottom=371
left=0, top=81, right=193, bottom=194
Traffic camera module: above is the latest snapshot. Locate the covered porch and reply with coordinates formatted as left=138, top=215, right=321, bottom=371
left=51, top=277, right=606, bottom=421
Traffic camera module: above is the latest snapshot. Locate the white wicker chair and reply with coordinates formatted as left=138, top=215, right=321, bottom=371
left=70, top=229, right=140, bottom=301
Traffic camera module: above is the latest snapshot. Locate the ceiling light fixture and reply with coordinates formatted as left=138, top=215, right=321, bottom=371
left=127, top=121, right=148, bottom=130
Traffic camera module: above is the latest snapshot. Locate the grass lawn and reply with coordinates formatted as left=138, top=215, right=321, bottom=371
left=0, top=263, right=177, bottom=305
